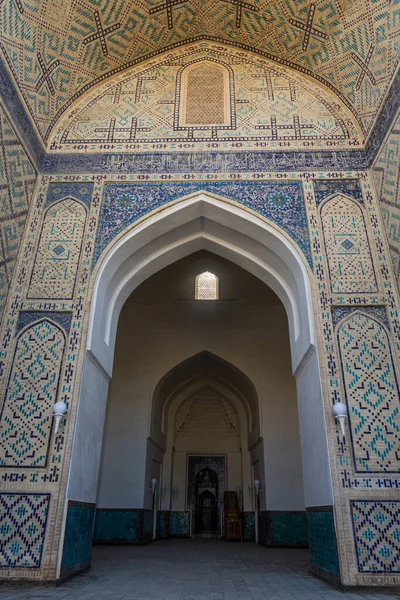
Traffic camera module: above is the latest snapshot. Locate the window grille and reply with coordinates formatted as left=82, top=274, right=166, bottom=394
left=195, top=271, right=219, bottom=300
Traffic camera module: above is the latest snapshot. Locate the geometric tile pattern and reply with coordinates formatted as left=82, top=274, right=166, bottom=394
left=27, top=198, right=87, bottom=300
left=0, top=319, right=65, bottom=468
left=351, top=501, right=400, bottom=573
left=0, top=493, right=50, bottom=568
left=0, top=0, right=398, bottom=141
left=169, top=511, right=190, bottom=537
left=337, top=312, right=400, bottom=473
left=96, top=180, right=311, bottom=266
left=372, top=109, right=400, bottom=290
left=49, top=45, right=361, bottom=154
left=320, top=195, right=377, bottom=294
left=0, top=103, right=36, bottom=319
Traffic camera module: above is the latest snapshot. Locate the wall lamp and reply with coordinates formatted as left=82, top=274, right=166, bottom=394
left=53, top=401, right=68, bottom=434
left=333, top=402, right=347, bottom=436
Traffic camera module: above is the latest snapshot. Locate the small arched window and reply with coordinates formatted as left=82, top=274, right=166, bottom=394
left=195, top=272, right=219, bottom=300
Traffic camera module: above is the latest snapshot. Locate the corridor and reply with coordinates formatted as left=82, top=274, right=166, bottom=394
left=0, top=540, right=398, bottom=600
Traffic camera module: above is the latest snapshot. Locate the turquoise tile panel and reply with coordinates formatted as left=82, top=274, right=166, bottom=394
left=93, top=509, right=138, bottom=542
left=307, top=507, right=339, bottom=575
left=271, top=512, right=308, bottom=545
left=61, top=502, right=95, bottom=575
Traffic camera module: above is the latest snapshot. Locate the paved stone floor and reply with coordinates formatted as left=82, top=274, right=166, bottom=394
left=0, top=540, right=399, bottom=600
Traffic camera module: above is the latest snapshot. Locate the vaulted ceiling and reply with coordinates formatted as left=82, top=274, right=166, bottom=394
left=0, top=0, right=398, bottom=145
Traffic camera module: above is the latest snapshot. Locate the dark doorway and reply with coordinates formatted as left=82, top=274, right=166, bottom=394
left=195, top=468, right=218, bottom=535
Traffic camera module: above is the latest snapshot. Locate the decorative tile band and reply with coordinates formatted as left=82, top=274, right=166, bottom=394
left=0, top=493, right=50, bottom=568
left=96, top=180, right=311, bottom=267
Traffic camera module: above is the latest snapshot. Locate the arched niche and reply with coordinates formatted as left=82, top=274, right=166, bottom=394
left=176, top=60, right=234, bottom=128
left=147, top=354, right=257, bottom=511
left=87, top=192, right=315, bottom=376
left=150, top=351, right=259, bottom=451
left=67, top=192, right=333, bottom=516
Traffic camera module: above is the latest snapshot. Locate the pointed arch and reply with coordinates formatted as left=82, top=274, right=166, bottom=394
left=335, top=310, right=400, bottom=473
left=0, top=318, right=66, bottom=468
left=28, top=197, right=88, bottom=300
left=176, top=59, right=234, bottom=129
left=320, top=194, right=377, bottom=294
left=88, top=192, right=314, bottom=376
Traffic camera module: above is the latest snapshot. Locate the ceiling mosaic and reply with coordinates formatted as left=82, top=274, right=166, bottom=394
left=48, top=44, right=362, bottom=153
left=0, top=0, right=398, bottom=145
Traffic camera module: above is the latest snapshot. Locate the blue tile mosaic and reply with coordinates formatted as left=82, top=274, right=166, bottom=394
left=61, top=501, right=95, bottom=576
left=95, top=181, right=311, bottom=267
left=313, top=179, right=363, bottom=205
left=170, top=511, right=190, bottom=537
left=45, top=183, right=94, bottom=208
left=351, top=501, right=400, bottom=573
left=331, top=306, right=389, bottom=330
left=15, top=311, right=72, bottom=336
left=0, top=493, right=50, bottom=568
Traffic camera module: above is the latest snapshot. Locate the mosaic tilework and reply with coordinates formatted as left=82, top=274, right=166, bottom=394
left=27, top=198, right=87, bottom=300
left=337, top=312, right=400, bottom=473
left=45, top=182, right=94, bottom=209
left=242, top=512, right=254, bottom=541
left=49, top=44, right=361, bottom=154
left=61, top=501, right=95, bottom=577
left=96, top=180, right=311, bottom=266
left=314, top=179, right=363, bottom=206
left=42, top=147, right=369, bottom=174
left=307, top=507, right=339, bottom=577
left=0, top=0, right=398, bottom=141
left=0, top=103, right=36, bottom=319
left=351, top=501, right=400, bottom=573
left=331, top=306, right=389, bottom=330
left=373, top=109, right=400, bottom=290
left=169, top=511, right=190, bottom=537
left=0, top=318, right=66, bottom=468
left=0, top=493, right=50, bottom=568
left=320, top=195, right=377, bottom=294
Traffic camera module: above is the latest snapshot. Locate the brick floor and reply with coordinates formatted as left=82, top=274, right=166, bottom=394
left=0, top=540, right=399, bottom=599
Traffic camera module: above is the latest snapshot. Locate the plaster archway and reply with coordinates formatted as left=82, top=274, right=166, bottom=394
left=66, top=192, right=333, bottom=547
left=87, top=192, right=315, bottom=375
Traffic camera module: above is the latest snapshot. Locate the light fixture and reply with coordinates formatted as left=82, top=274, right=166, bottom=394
left=53, top=401, right=67, bottom=434
left=333, top=402, right=347, bottom=436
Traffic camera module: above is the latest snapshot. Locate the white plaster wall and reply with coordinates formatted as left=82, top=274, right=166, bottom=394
left=67, top=353, right=110, bottom=502
left=97, top=252, right=305, bottom=510
left=295, top=347, right=333, bottom=507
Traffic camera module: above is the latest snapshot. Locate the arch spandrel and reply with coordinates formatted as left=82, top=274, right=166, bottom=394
left=49, top=43, right=363, bottom=153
